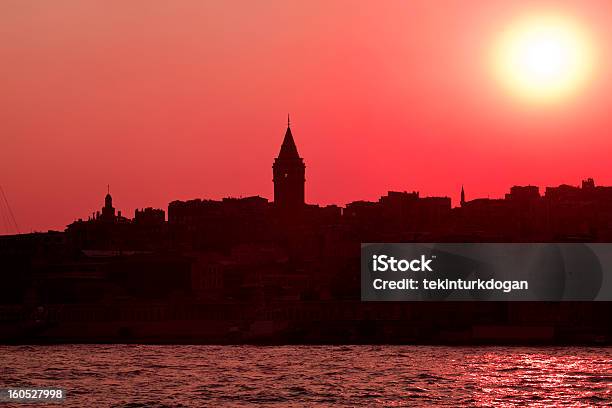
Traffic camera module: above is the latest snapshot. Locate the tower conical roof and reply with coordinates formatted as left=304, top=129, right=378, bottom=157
left=277, top=126, right=300, bottom=159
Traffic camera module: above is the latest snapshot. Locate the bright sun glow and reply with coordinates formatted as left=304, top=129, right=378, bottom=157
left=493, top=14, right=595, bottom=104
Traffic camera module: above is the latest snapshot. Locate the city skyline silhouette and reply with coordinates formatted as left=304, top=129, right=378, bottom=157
left=2, top=117, right=612, bottom=235
left=1, top=120, right=611, bottom=345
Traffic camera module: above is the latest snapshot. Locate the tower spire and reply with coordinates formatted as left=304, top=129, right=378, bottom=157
left=460, top=185, right=466, bottom=207
left=277, top=116, right=300, bottom=159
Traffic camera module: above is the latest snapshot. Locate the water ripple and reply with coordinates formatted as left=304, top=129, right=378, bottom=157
left=0, top=345, right=610, bottom=407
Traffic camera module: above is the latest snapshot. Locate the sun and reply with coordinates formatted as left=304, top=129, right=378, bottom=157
left=493, top=14, right=595, bottom=104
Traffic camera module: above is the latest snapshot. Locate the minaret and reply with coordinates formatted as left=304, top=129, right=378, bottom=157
left=273, top=115, right=305, bottom=212
left=460, top=185, right=466, bottom=207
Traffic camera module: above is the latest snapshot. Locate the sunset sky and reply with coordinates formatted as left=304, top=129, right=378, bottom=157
left=3, top=1, right=612, bottom=233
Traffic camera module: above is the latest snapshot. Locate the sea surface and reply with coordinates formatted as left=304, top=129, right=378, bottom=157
left=1, top=345, right=611, bottom=407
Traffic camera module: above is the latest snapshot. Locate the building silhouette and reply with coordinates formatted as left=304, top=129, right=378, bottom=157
left=272, top=116, right=305, bottom=213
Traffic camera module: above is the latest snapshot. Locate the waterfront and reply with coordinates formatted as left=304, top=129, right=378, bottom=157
left=1, top=345, right=610, bottom=407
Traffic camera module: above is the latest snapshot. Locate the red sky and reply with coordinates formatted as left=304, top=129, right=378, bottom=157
left=2, top=1, right=612, bottom=233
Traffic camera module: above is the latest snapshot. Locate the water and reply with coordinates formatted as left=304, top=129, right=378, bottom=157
left=1, top=345, right=611, bottom=407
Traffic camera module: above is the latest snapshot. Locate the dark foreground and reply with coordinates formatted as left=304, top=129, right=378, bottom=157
left=1, top=345, right=611, bottom=407
left=2, top=301, right=612, bottom=345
